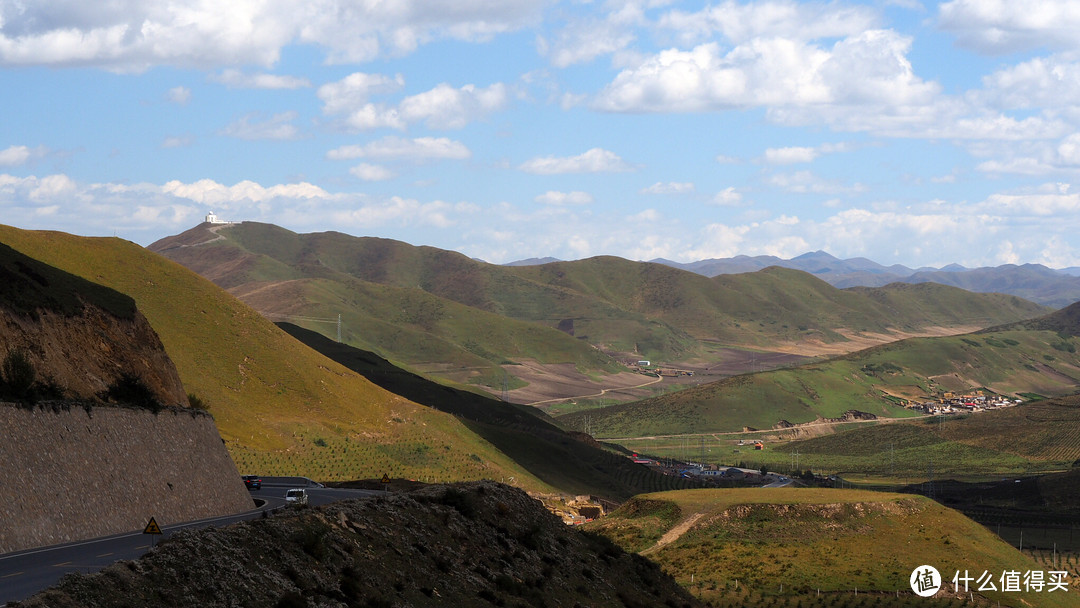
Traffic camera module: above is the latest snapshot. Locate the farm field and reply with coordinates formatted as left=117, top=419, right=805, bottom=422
left=613, top=396, right=1080, bottom=482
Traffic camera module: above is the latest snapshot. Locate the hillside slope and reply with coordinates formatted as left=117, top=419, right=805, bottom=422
left=0, top=225, right=558, bottom=490
left=150, top=222, right=1048, bottom=392
left=559, top=311, right=1080, bottom=437
left=0, top=242, right=184, bottom=405
left=587, top=488, right=1077, bottom=606
left=278, top=322, right=699, bottom=500
left=21, top=482, right=703, bottom=608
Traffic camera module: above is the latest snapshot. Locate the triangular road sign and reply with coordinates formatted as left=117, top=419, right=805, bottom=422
left=381, top=473, right=391, bottom=484
left=143, top=517, right=163, bottom=535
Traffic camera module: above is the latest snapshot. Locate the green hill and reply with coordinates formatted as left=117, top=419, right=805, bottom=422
left=277, top=322, right=699, bottom=500
left=586, top=488, right=1078, bottom=607
left=0, top=225, right=597, bottom=493
left=150, top=222, right=1048, bottom=395
left=558, top=319, right=1080, bottom=438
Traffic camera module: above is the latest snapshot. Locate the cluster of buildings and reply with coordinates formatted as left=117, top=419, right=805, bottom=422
left=909, top=393, right=1022, bottom=415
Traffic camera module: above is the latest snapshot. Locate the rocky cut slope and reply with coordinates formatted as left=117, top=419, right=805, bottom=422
left=20, top=482, right=703, bottom=608
left=0, top=241, right=184, bottom=405
left=0, top=240, right=252, bottom=553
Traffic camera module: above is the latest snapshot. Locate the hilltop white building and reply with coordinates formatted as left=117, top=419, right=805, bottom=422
left=205, top=211, right=231, bottom=224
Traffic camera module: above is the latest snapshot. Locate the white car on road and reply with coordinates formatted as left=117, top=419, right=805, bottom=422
left=285, top=488, right=309, bottom=505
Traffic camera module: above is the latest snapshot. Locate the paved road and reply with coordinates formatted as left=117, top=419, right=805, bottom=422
left=0, top=482, right=383, bottom=605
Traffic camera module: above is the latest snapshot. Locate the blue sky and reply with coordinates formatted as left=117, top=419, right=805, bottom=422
left=3, top=0, right=1080, bottom=269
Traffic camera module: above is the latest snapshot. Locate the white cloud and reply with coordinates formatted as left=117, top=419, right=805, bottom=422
left=534, top=190, right=594, bottom=205
left=211, top=69, right=311, bottom=90
left=539, top=3, right=643, bottom=67
left=326, top=136, right=471, bottom=161
left=161, top=136, right=194, bottom=149
left=329, top=197, right=478, bottom=229
left=768, top=171, right=866, bottom=195
left=0, top=0, right=546, bottom=70
left=397, top=82, right=509, bottom=129
left=218, top=112, right=302, bottom=140
left=764, top=146, right=819, bottom=164
left=320, top=77, right=509, bottom=131
left=641, top=181, right=695, bottom=195
left=317, top=73, right=406, bottom=115
left=350, top=163, right=396, bottom=181
left=938, top=0, right=1080, bottom=55
left=711, top=187, right=743, bottom=206
left=658, top=0, right=879, bottom=46
left=519, top=148, right=634, bottom=174
left=162, top=178, right=330, bottom=204
left=166, top=86, right=191, bottom=105
left=0, top=145, right=47, bottom=166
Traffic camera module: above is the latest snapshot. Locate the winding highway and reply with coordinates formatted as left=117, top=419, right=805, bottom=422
left=0, top=479, right=383, bottom=605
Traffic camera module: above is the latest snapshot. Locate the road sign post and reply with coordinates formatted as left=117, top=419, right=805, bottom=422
left=143, top=517, right=162, bottom=548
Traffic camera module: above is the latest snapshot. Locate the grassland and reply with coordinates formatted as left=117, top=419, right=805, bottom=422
left=612, top=394, right=1080, bottom=482
left=151, top=223, right=1047, bottom=393
left=0, top=225, right=569, bottom=491
left=560, top=325, right=1080, bottom=438
left=587, top=488, right=1080, bottom=607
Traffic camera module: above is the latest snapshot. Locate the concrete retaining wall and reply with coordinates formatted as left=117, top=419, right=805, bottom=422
left=0, top=403, right=255, bottom=554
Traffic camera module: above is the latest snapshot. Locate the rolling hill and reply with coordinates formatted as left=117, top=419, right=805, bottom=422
left=149, top=222, right=1048, bottom=399
left=0, top=223, right=708, bottom=501
left=558, top=303, right=1080, bottom=438
left=586, top=488, right=1078, bottom=606
left=656, top=251, right=1080, bottom=308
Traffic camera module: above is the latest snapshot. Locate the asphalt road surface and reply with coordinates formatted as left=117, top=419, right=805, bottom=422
left=0, top=481, right=383, bottom=605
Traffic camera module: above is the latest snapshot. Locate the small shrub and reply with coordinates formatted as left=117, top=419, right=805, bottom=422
left=187, top=393, right=209, bottom=411
left=1, top=349, right=36, bottom=402
left=102, top=373, right=162, bottom=413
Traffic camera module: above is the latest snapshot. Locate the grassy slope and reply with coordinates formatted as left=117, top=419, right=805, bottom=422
left=0, top=225, right=560, bottom=489
left=559, top=325, right=1080, bottom=438
left=152, top=224, right=625, bottom=387
left=588, top=488, right=1078, bottom=607
left=277, top=322, right=702, bottom=501
left=153, top=224, right=1048, bottom=369
left=747, top=394, right=1080, bottom=478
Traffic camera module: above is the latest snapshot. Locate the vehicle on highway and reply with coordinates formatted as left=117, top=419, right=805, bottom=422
left=242, top=475, right=262, bottom=490
left=285, top=488, right=308, bottom=505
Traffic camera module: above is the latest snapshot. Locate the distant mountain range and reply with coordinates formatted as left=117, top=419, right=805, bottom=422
left=510, top=251, right=1080, bottom=308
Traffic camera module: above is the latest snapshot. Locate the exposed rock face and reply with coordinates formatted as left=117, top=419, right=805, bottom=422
left=0, top=241, right=185, bottom=406
left=0, top=306, right=186, bottom=406
left=0, top=405, right=254, bottom=554
left=21, top=482, right=703, bottom=608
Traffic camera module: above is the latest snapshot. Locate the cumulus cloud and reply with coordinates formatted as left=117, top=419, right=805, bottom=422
left=350, top=163, right=395, bottom=181
left=317, top=73, right=406, bottom=115
left=711, top=187, right=743, bottom=206
left=326, top=136, right=471, bottom=161
left=162, top=178, right=331, bottom=204
left=211, top=69, right=311, bottom=90
left=0, top=0, right=546, bottom=70
left=938, top=0, right=1080, bottom=55
left=534, top=190, right=594, bottom=205
left=166, top=86, right=191, bottom=105
left=764, top=146, right=819, bottom=164
left=518, top=148, right=634, bottom=174
left=218, top=112, right=302, bottom=140
left=658, top=0, right=879, bottom=46
left=641, top=181, right=695, bottom=194
left=538, top=2, right=643, bottom=67
left=319, top=76, right=509, bottom=130
left=0, top=145, right=47, bottom=166
left=768, top=171, right=866, bottom=195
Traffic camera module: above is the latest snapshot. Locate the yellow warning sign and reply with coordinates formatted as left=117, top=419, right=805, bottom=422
left=381, top=474, right=391, bottom=484
left=143, top=517, right=162, bottom=535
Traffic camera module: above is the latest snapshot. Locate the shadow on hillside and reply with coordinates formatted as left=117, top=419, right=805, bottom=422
left=276, top=323, right=697, bottom=502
